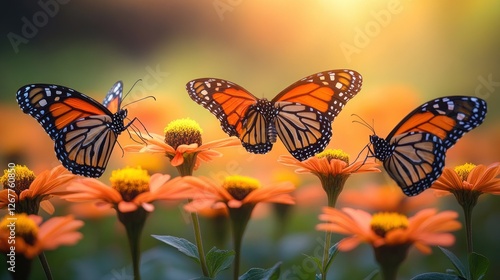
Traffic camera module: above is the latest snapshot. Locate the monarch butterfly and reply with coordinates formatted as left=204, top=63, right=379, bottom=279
left=367, top=96, right=487, bottom=196
left=186, top=69, right=362, bottom=161
left=16, top=81, right=135, bottom=178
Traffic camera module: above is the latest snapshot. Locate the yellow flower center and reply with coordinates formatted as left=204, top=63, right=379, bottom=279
left=454, top=163, right=476, bottom=181
left=316, top=149, right=350, bottom=164
left=0, top=213, right=38, bottom=245
left=110, top=167, right=150, bottom=202
left=222, top=175, right=261, bottom=200
left=370, top=212, right=409, bottom=238
left=164, top=118, right=203, bottom=149
left=1, top=165, right=36, bottom=196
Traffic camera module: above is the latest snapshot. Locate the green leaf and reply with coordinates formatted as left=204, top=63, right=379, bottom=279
left=411, top=272, right=463, bottom=280
left=239, top=262, right=281, bottom=280
left=206, top=247, right=235, bottom=278
left=469, top=252, right=489, bottom=280
left=323, top=242, right=340, bottom=272
left=151, top=235, right=200, bottom=263
left=438, top=246, right=467, bottom=278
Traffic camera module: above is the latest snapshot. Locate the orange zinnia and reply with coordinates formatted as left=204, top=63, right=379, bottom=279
left=0, top=213, right=83, bottom=259
left=183, top=175, right=295, bottom=212
left=183, top=175, right=294, bottom=278
left=432, top=162, right=500, bottom=196
left=278, top=150, right=379, bottom=177
left=0, top=165, right=76, bottom=215
left=279, top=149, right=379, bottom=207
left=317, top=207, right=460, bottom=253
left=63, top=167, right=193, bottom=279
left=124, top=118, right=240, bottom=176
left=317, top=207, right=461, bottom=280
left=431, top=162, right=500, bottom=254
left=62, top=167, right=192, bottom=213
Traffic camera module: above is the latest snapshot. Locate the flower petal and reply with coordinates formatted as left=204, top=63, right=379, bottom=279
left=37, top=215, right=84, bottom=252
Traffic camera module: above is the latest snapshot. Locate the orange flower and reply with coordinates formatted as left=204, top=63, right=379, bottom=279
left=339, top=184, right=437, bottom=214
left=124, top=118, right=240, bottom=176
left=278, top=151, right=379, bottom=177
left=0, top=213, right=83, bottom=259
left=62, top=167, right=192, bottom=213
left=183, top=175, right=294, bottom=278
left=279, top=149, right=379, bottom=207
left=183, top=175, right=295, bottom=212
left=431, top=162, right=500, bottom=254
left=432, top=162, right=500, bottom=196
left=317, top=207, right=461, bottom=254
left=0, top=165, right=76, bottom=215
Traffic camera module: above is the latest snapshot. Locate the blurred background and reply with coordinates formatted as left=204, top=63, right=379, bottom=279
left=1, top=0, right=499, bottom=279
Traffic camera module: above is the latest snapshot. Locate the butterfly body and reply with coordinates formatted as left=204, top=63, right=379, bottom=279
left=370, top=96, right=487, bottom=196
left=17, top=82, right=129, bottom=178
left=187, top=69, right=362, bottom=161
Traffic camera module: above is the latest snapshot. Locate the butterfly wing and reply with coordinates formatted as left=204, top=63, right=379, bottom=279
left=386, top=96, right=487, bottom=149
left=102, top=81, right=123, bottom=113
left=54, top=115, right=118, bottom=177
left=16, top=84, right=113, bottom=140
left=272, top=69, right=363, bottom=160
left=16, top=84, right=120, bottom=177
left=187, top=78, right=274, bottom=151
left=375, top=95, right=487, bottom=196
left=383, top=132, right=446, bottom=196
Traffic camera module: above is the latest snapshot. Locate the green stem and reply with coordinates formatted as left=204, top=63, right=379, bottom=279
left=454, top=189, right=479, bottom=256
left=38, top=252, right=53, bottom=280
left=321, top=231, right=332, bottom=280
left=463, top=202, right=474, bottom=255
left=191, top=211, right=210, bottom=277
left=373, top=244, right=410, bottom=280
left=118, top=209, right=148, bottom=280
left=319, top=173, right=346, bottom=279
left=229, top=204, right=254, bottom=280
left=174, top=154, right=210, bottom=277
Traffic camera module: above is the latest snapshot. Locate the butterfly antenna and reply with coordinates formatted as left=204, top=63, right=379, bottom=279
left=351, top=114, right=376, bottom=134
left=122, top=79, right=143, bottom=101
left=121, top=79, right=157, bottom=108
left=122, top=95, right=157, bottom=109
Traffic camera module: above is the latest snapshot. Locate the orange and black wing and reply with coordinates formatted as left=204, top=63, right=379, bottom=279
left=371, top=96, right=487, bottom=196
left=386, top=96, right=487, bottom=149
left=381, top=132, right=446, bottom=196
left=16, top=84, right=122, bottom=177
left=102, top=81, right=123, bottom=113
left=55, top=115, right=118, bottom=177
left=272, top=69, right=363, bottom=160
left=186, top=78, right=264, bottom=144
left=17, top=84, right=113, bottom=140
